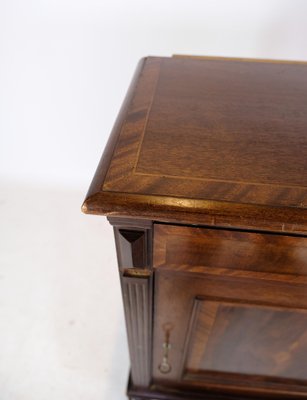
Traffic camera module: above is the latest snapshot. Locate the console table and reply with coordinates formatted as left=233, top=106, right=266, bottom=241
left=82, top=55, right=307, bottom=399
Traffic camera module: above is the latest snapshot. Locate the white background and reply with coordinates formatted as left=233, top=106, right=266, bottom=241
left=1, top=0, right=307, bottom=399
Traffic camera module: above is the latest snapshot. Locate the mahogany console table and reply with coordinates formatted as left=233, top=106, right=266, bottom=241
left=82, top=55, right=307, bottom=399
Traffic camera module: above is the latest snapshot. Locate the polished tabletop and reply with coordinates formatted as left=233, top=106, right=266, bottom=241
left=83, top=56, right=307, bottom=233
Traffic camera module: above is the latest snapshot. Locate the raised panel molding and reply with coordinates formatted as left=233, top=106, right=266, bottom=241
left=180, top=296, right=307, bottom=394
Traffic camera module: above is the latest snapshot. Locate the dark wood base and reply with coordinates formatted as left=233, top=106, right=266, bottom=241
left=126, top=377, right=287, bottom=400
left=127, top=377, right=302, bottom=400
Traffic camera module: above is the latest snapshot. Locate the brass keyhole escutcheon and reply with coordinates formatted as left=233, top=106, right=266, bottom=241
left=158, top=323, right=173, bottom=374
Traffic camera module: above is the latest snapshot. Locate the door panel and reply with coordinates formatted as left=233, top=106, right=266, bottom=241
left=186, top=299, right=307, bottom=379
left=153, top=224, right=307, bottom=396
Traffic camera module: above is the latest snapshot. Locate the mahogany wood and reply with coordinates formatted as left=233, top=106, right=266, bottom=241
left=153, top=224, right=307, bottom=282
left=83, top=55, right=307, bottom=235
left=109, top=217, right=153, bottom=387
left=83, top=55, right=307, bottom=400
left=152, top=223, right=307, bottom=398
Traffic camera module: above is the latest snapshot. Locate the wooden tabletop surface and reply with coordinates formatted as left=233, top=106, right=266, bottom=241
left=83, top=55, right=307, bottom=234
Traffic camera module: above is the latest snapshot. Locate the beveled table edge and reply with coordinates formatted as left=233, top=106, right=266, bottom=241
left=82, top=190, right=307, bottom=235
left=82, top=54, right=307, bottom=235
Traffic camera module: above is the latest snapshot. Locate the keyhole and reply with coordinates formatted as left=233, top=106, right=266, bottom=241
left=158, top=323, right=173, bottom=374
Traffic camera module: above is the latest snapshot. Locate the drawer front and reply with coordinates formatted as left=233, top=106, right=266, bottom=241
left=152, top=224, right=307, bottom=397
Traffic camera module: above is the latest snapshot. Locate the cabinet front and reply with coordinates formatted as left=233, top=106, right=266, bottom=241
left=153, top=224, right=307, bottom=397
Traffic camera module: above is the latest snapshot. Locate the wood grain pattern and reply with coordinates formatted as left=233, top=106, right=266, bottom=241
left=153, top=269, right=307, bottom=397
left=154, top=224, right=307, bottom=281
left=83, top=55, right=307, bottom=234
left=152, top=223, right=307, bottom=397
left=83, top=55, right=307, bottom=400
left=186, top=300, right=307, bottom=379
left=183, top=299, right=219, bottom=375
left=83, top=58, right=147, bottom=201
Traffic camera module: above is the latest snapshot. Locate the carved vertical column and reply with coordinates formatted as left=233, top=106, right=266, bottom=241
left=108, top=217, right=153, bottom=388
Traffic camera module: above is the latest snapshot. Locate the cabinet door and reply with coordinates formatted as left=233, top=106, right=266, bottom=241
left=153, top=224, right=307, bottom=397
